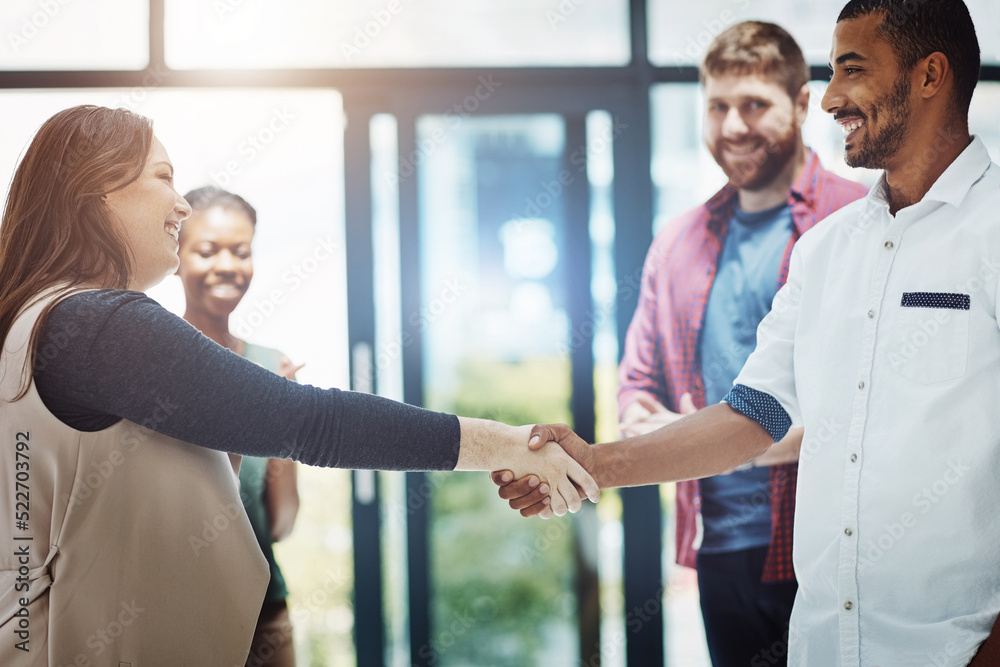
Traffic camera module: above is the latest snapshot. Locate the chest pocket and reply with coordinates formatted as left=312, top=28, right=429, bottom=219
left=888, top=292, right=970, bottom=384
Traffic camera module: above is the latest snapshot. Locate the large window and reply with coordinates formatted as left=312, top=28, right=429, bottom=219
left=0, top=0, right=148, bottom=70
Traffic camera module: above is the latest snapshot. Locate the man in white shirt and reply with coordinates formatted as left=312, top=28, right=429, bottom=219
left=495, top=0, right=999, bottom=664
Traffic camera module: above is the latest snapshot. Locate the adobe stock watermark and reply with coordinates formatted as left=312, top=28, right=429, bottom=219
left=188, top=501, right=242, bottom=556
left=721, top=477, right=772, bottom=532
left=339, top=0, right=408, bottom=63
left=7, top=0, right=72, bottom=54
left=657, top=0, right=752, bottom=67
left=58, top=394, right=179, bottom=510
left=287, top=567, right=352, bottom=626
left=796, top=416, right=842, bottom=464
left=557, top=260, right=645, bottom=359
left=888, top=308, right=957, bottom=374
left=243, top=609, right=293, bottom=667
left=581, top=583, right=667, bottom=667
left=59, top=599, right=145, bottom=666
left=232, top=235, right=339, bottom=338
left=922, top=640, right=978, bottom=667
left=841, top=203, right=880, bottom=243
left=32, top=319, right=80, bottom=373
left=519, top=513, right=573, bottom=563
left=545, top=0, right=586, bottom=30
left=384, top=76, right=502, bottom=193
left=857, top=458, right=969, bottom=572
left=924, top=586, right=1000, bottom=667
left=211, top=106, right=297, bottom=188
left=510, top=115, right=629, bottom=225
left=901, top=126, right=968, bottom=183
left=383, top=471, right=450, bottom=527
left=213, top=0, right=250, bottom=20
left=415, top=598, right=499, bottom=665
left=109, top=65, right=170, bottom=113
left=881, top=0, right=930, bottom=29
left=749, top=630, right=790, bottom=667
left=351, top=276, right=469, bottom=390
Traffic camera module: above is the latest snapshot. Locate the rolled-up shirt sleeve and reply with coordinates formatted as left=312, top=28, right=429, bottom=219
left=724, top=244, right=804, bottom=440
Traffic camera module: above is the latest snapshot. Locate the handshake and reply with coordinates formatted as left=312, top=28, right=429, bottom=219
left=488, top=423, right=605, bottom=520
left=480, top=392, right=699, bottom=519
left=479, top=394, right=803, bottom=519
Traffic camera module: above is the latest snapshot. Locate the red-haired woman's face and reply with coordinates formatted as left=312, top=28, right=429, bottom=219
left=176, top=205, right=255, bottom=319
left=104, top=137, right=191, bottom=291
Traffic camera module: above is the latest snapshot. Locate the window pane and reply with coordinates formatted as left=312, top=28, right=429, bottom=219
left=648, top=0, right=1000, bottom=66
left=970, top=82, right=1000, bottom=162
left=1, top=88, right=355, bottom=664
left=166, top=0, right=629, bottom=69
left=0, top=0, right=147, bottom=70
left=968, top=0, right=1000, bottom=64
left=648, top=0, right=841, bottom=66
left=415, top=114, right=580, bottom=665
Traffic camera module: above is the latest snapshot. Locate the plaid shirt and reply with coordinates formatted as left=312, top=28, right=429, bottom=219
left=617, top=150, right=868, bottom=582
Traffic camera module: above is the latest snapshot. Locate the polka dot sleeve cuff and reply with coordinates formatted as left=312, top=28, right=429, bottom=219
left=723, top=384, right=791, bottom=442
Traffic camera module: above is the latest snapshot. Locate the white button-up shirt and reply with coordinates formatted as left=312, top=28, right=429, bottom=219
left=734, top=136, right=1000, bottom=666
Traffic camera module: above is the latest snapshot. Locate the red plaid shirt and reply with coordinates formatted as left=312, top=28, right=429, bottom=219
left=617, top=150, right=867, bottom=582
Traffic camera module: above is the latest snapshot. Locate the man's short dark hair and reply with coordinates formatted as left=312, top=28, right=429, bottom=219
left=837, top=0, right=981, bottom=116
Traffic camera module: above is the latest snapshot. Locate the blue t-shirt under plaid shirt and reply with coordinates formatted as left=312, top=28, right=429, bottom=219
left=697, top=202, right=793, bottom=553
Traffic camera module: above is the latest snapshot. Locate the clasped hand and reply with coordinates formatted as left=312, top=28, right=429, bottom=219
left=493, top=424, right=599, bottom=519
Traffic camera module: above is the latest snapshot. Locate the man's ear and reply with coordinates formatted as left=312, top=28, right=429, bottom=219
left=917, top=51, right=951, bottom=101
left=794, top=82, right=810, bottom=127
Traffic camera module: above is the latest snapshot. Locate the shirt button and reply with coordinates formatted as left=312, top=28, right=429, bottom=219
left=844, top=601, right=854, bottom=611
left=845, top=528, right=853, bottom=536
left=867, top=310, right=875, bottom=319
left=850, top=453, right=858, bottom=463
left=858, top=381, right=865, bottom=390
left=884, top=241, right=894, bottom=250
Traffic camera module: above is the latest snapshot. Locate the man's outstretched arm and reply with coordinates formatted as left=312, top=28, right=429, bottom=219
left=493, top=401, right=775, bottom=518
left=587, top=403, right=774, bottom=489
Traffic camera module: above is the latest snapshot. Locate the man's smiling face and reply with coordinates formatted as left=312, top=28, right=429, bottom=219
left=703, top=72, right=805, bottom=191
left=822, top=12, right=914, bottom=170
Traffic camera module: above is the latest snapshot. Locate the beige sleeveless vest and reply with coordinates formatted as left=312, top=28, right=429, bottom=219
left=0, top=291, right=268, bottom=666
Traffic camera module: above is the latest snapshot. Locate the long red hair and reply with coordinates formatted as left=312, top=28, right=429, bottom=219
left=0, top=105, right=153, bottom=396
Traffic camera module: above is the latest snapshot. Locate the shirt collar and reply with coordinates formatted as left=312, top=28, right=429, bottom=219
left=706, top=148, right=823, bottom=235
left=867, top=135, right=991, bottom=211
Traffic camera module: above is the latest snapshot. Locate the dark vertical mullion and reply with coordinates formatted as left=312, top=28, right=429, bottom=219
left=615, top=112, right=666, bottom=667
left=397, top=113, right=432, bottom=667
left=565, top=113, right=597, bottom=446
left=564, top=113, right=600, bottom=665
left=618, top=3, right=665, bottom=666
left=344, top=103, right=385, bottom=667
left=629, top=0, right=650, bottom=68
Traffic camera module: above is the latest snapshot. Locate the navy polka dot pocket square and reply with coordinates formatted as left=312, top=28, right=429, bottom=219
left=900, top=292, right=971, bottom=310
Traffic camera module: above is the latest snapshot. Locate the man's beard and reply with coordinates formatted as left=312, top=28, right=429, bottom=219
left=843, top=77, right=911, bottom=169
left=711, top=121, right=799, bottom=191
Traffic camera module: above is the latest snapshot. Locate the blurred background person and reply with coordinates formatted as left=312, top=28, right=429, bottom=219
left=178, top=185, right=300, bottom=667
